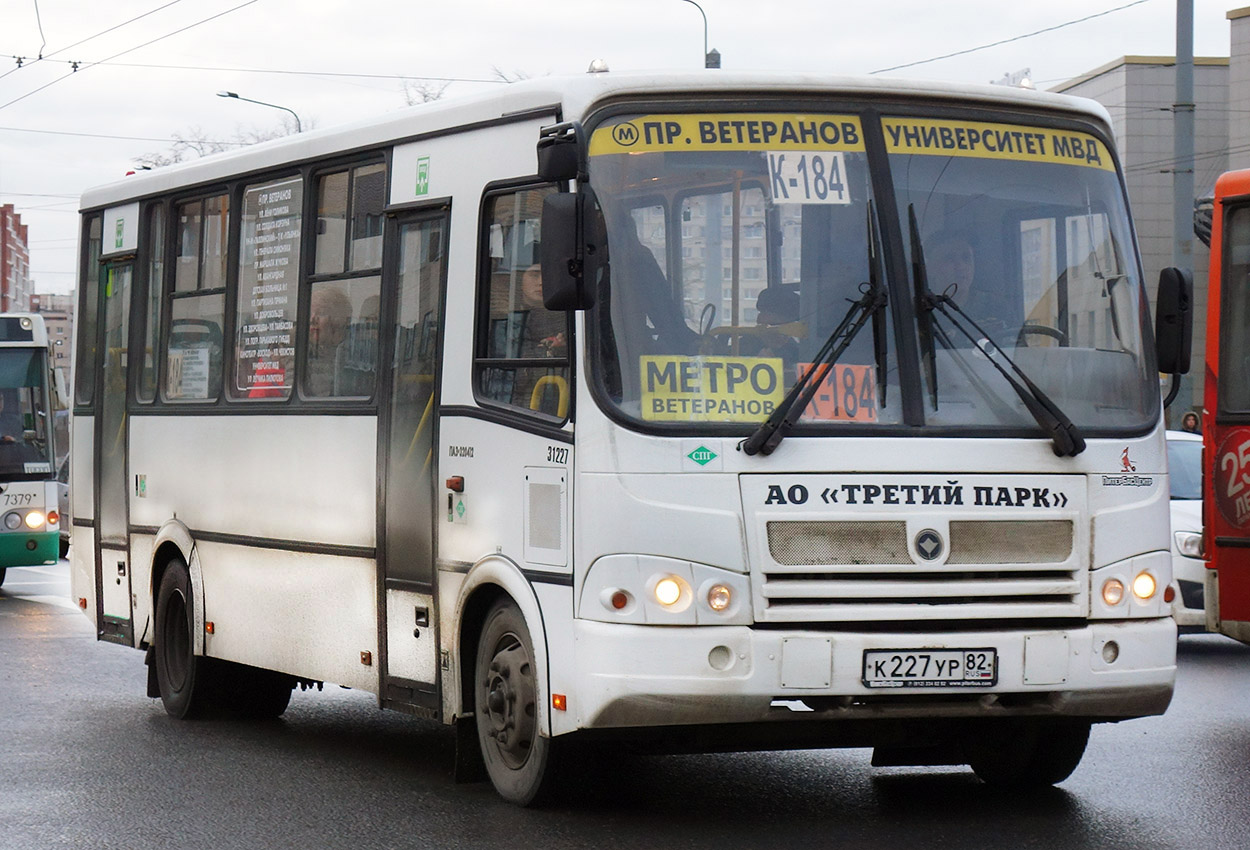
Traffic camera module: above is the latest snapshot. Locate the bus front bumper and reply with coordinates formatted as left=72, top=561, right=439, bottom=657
left=568, top=618, right=1176, bottom=730
left=0, top=530, right=59, bottom=567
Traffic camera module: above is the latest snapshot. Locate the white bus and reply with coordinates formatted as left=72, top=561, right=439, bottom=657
left=0, top=313, right=68, bottom=586
left=71, top=71, right=1191, bottom=804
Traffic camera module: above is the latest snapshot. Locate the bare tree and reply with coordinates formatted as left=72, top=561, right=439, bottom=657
left=401, top=78, right=451, bottom=105
left=491, top=66, right=532, bottom=83
left=133, top=120, right=302, bottom=170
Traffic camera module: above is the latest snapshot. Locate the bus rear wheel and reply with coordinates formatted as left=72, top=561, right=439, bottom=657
left=153, top=556, right=218, bottom=719
left=965, top=719, right=1091, bottom=787
left=474, top=599, right=557, bottom=805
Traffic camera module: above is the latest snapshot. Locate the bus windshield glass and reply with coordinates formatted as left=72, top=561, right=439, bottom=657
left=585, top=109, right=1156, bottom=434
left=0, top=349, right=53, bottom=477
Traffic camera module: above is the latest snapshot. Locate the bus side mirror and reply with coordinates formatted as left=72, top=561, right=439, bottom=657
left=1155, top=267, right=1193, bottom=375
left=537, top=121, right=584, bottom=182
left=540, top=192, right=600, bottom=311
left=52, top=367, right=69, bottom=411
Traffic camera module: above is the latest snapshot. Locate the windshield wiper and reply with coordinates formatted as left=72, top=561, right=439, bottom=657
left=907, top=205, right=1086, bottom=458
left=740, top=204, right=888, bottom=457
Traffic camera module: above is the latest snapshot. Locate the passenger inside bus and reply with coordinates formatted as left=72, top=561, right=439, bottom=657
left=518, top=263, right=566, bottom=358
left=0, top=390, right=24, bottom=444
left=926, top=228, right=1021, bottom=340
left=739, top=286, right=801, bottom=363
left=609, top=221, right=699, bottom=357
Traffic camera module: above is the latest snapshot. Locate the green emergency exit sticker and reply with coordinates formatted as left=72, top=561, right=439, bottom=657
left=687, top=446, right=717, bottom=466
left=415, top=156, right=431, bottom=196
left=115, top=218, right=124, bottom=250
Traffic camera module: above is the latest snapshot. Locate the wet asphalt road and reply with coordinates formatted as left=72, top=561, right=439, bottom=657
left=2, top=561, right=1249, bottom=850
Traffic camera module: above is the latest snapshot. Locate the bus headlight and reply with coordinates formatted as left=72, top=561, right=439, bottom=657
left=580, top=555, right=753, bottom=625
left=3, top=512, right=20, bottom=530
left=653, top=576, right=685, bottom=607
left=1102, top=578, right=1125, bottom=606
left=1132, top=571, right=1157, bottom=600
left=23, top=510, right=44, bottom=529
left=707, top=584, right=732, bottom=611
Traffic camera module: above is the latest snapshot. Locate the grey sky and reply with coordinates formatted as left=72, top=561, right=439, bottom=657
left=0, top=0, right=1236, bottom=294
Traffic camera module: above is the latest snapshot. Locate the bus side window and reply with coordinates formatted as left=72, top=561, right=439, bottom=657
left=165, top=194, right=229, bottom=402
left=75, top=216, right=103, bottom=407
left=302, top=164, right=384, bottom=400
left=474, top=184, right=570, bottom=420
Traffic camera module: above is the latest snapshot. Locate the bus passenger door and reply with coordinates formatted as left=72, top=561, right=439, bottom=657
left=378, top=211, right=448, bottom=712
left=96, top=260, right=133, bottom=644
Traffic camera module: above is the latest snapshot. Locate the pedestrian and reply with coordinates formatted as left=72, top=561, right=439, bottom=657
left=1180, top=411, right=1201, bottom=434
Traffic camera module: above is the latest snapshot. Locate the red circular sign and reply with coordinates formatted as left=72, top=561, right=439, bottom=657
left=1215, top=428, right=1250, bottom=528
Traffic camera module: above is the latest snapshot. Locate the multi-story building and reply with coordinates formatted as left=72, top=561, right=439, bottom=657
left=0, top=204, right=31, bottom=312
left=30, top=292, right=74, bottom=371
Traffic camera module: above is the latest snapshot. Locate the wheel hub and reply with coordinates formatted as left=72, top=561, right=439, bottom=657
left=481, top=637, right=536, bottom=769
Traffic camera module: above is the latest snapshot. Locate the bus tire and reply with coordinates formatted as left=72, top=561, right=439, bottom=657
left=474, top=598, right=557, bottom=806
left=966, top=719, right=1091, bottom=787
left=153, top=556, right=218, bottom=719
left=0, top=567, right=6, bottom=587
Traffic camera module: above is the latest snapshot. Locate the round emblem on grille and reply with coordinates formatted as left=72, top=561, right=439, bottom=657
left=915, top=528, right=944, bottom=561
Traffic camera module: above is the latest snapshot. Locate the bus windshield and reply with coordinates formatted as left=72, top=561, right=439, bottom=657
left=585, top=109, right=1157, bottom=435
left=0, top=349, right=54, bottom=478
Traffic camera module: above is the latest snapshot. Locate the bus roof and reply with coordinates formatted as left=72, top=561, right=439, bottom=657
left=1216, top=167, right=1250, bottom=200
left=80, top=71, right=1114, bottom=211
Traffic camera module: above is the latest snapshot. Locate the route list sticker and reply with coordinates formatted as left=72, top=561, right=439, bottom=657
left=234, top=177, right=303, bottom=398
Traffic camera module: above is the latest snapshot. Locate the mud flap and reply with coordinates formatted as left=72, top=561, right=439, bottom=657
left=144, top=646, right=160, bottom=698
left=453, top=715, right=487, bottom=783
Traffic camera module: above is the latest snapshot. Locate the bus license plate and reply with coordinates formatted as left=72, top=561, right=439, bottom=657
left=862, top=648, right=997, bottom=688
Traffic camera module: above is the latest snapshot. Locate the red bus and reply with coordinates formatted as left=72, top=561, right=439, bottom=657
left=1203, top=168, right=1250, bottom=644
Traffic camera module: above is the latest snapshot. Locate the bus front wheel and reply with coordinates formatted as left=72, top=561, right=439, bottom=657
left=153, top=557, right=216, bottom=719
left=966, top=719, right=1091, bottom=787
left=474, top=599, right=557, bottom=805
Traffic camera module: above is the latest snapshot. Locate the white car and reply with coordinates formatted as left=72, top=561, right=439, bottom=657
left=56, top=455, right=69, bottom=559
left=1167, top=430, right=1205, bottom=630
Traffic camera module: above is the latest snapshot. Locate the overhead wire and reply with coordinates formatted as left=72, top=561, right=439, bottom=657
left=31, top=0, right=46, bottom=58
left=870, top=0, right=1155, bottom=74
left=0, top=0, right=262, bottom=113
left=0, top=54, right=504, bottom=85
left=0, top=123, right=236, bottom=144
left=0, top=0, right=188, bottom=82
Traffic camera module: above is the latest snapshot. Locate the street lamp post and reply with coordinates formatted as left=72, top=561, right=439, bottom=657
left=678, top=0, right=719, bottom=69
left=216, top=91, right=302, bottom=133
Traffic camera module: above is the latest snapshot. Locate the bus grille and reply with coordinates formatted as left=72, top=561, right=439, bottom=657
left=760, top=519, right=1080, bottom=623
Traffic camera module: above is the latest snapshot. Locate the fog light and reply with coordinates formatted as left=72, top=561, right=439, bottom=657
left=1102, top=640, right=1120, bottom=664
left=1102, top=578, right=1125, bottom=606
left=707, top=584, right=732, bottom=611
left=23, top=511, right=43, bottom=529
left=1174, top=531, right=1203, bottom=559
left=1132, top=571, right=1157, bottom=600
left=655, top=577, right=682, bottom=606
